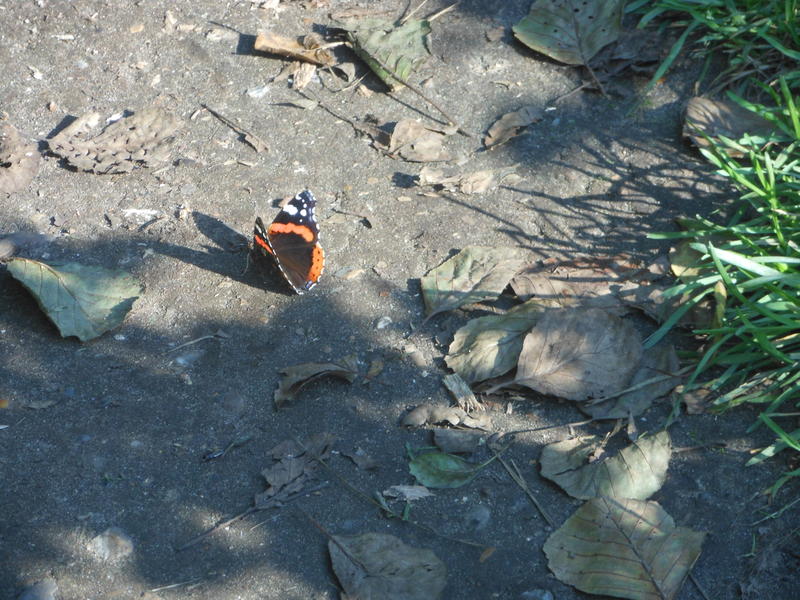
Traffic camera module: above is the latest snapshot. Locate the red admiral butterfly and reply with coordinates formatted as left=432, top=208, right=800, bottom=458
left=253, top=190, right=324, bottom=294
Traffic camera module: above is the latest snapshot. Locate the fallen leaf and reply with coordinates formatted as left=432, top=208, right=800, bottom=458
left=0, top=122, right=40, bottom=194
left=512, top=308, right=642, bottom=401
left=540, top=430, right=672, bottom=500
left=433, top=429, right=481, bottom=454
left=676, top=384, right=713, bottom=415
left=253, top=30, right=335, bottom=66
left=513, top=0, right=624, bottom=66
left=401, top=404, right=491, bottom=430
left=544, top=497, right=705, bottom=600
left=484, top=106, right=542, bottom=148
left=6, top=258, right=143, bottom=341
left=417, top=165, right=521, bottom=194
left=420, top=246, right=528, bottom=319
left=389, top=119, right=451, bottom=162
left=409, top=450, right=486, bottom=489
left=48, top=108, right=181, bottom=173
left=446, top=299, right=543, bottom=384
left=291, top=61, right=317, bottom=90
left=684, top=96, right=778, bottom=153
left=274, top=355, right=358, bottom=408
left=383, top=485, right=434, bottom=502
left=255, top=433, right=335, bottom=508
left=510, top=255, right=646, bottom=314
left=329, top=533, right=446, bottom=599
left=582, top=343, right=681, bottom=420
left=442, top=373, right=482, bottom=412
left=669, top=240, right=704, bottom=280
left=343, top=447, right=379, bottom=471
left=336, top=18, right=432, bottom=89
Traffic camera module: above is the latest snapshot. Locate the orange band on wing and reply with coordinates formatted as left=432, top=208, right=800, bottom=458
left=254, top=234, right=273, bottom=254
left=268, top=222, right=316, bottom=242
left=308, top=245, right=325, bottom=281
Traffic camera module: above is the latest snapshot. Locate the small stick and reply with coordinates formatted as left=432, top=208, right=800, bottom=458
left=491, top=448, right=555, bottom=527
left=163, top=330, right=229, bottom=355
left=689, top=572, right=711, bottom=600
left=367, top=53, right=474, bottom=138
left=150, top=578, right=203, bottom=593
left=201, top=104, right=268, bottom=153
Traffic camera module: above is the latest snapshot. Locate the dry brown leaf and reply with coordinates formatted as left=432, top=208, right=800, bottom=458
left=329, top=533, right=447, bottom=600
left=291, top=61, right=317, bottom=89
left=484, top=106, right=542, bottom=148
left=255, top=433, right=335, bottom=508
left=676, top=384, right=713, bottom=415
left=0, top=122, right=39, bottom=194
left=684, top=97, right=776, bottom=154
left=274, top=355, right=358, bottom=408
left=343, top=447, right=379, bottom=471
left=513, top=308, right=642, bottom=402
left=389, top=119, right=451, bottom=162
left=254, top=30, right=335, bottom=66
left=401, top=403, right=491, bottom=430
left=417, top=165, right=521, bottom=194
left=48, top=108, right=181, bottom=173
left=510, top=255, right=647, bottom=315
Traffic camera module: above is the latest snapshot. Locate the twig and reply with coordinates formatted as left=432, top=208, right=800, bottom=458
left=399, top=0, right=431, bottom=24
left=175, top=482, right=329, bottom=551
left=584, top=366, right=694, bottom=406
left=689, top=572, right=711, bottom=600
left=200, top=104, right=268, bottom=153
left=490, top=446, right=555, bottom=527
left=150, top=578, right=203, bottom=593
left=163, top=330, right=229, bottom=355
left=367, top=53, right=474, bottom=138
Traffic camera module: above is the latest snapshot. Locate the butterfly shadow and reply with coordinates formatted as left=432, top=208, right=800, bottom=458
left=149, top=211, right=294, bottom=296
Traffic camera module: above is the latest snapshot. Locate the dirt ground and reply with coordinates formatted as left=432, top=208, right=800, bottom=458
left=2, top=1, right=799, bottom=599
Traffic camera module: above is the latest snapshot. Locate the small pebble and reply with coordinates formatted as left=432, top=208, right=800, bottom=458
left=376, top=316, right=392, bottom=329
left=18, top=580, right=57, bottom=600
left=89, top=527, right=134, bottom=562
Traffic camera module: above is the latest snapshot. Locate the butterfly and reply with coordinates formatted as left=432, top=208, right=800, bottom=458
left=253, top=190, right=324, bottom=294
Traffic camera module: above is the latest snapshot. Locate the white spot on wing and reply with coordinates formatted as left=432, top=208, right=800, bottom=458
left=283, top=203, right=299, bottom=216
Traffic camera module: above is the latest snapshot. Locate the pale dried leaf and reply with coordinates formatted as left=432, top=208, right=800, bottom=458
left=582, top=343, right=680, bottom=419
left=0, top=122, right=39, bottom=194
left=417, top=165, right=521, bottom=194
left=442, top=373, right=482, bottom=412
left=544, top=497, right=705, bottom=600
left=514, top=308, right=642, bottom=401
left=484, top=106, right=542, bottom=148
left=421, top=246, right=528, bottom=318
left=389, top=119, right=450, bottom=162
left=513, top=0, right=624, bottom=66
left=540, top=430, right=672, bottom=500
left=329, top=533, right=446, bottom=600
left=274, top=355, right=358, bottom=408
left=446, top=299, right=543, bottom=384
left=48, top=108, right=181, bottom=174
left=684, top=97, right=777, bottom=153
left=401, top=404, right=491, bottom=430
left=383, top=485, right=434, bottom=502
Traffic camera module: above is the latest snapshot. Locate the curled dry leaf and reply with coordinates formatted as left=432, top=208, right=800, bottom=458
left=442, top=373, right=482, bottom=412
left=343, top=447, right=379, bottom=471
left=336, top=18, right=432, bottom=90
left=253, top=31, right=335, bottom=66
left=446, top=299, right=543, bottom=384
left=684, top=97, right=777, bottom=154
left=544, top=497, right=705, bottom=600
left=417, top=164, right=522, bottom=194
left=274, top=354, right=358, bottom=408
left=389, top=119, right=451, bottom=162
left=255, top=433, right=335, bottom=508
left=0, top=122, right=39, bottom=194
left=540, top=430, right=672, bottom=500
left=48, top=108, right=181, bottom=174
left=582, top=343, right=680, bottom=419
left=484, top=106, right=542, bottom=148
left=383, top=485, right=434, bottom=502
left=421, top=246, right=528, bottom=319
left=513, top=0, right=624, bottom=66
left=401, top=403, right=491, bottom=430
left=510, top=255, right=647, bottom=315
left=329, top=533, right=446, bottom=600
left=6, top=258, right=143, bottom=342
left=513, top=307, right=642, bottom=402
